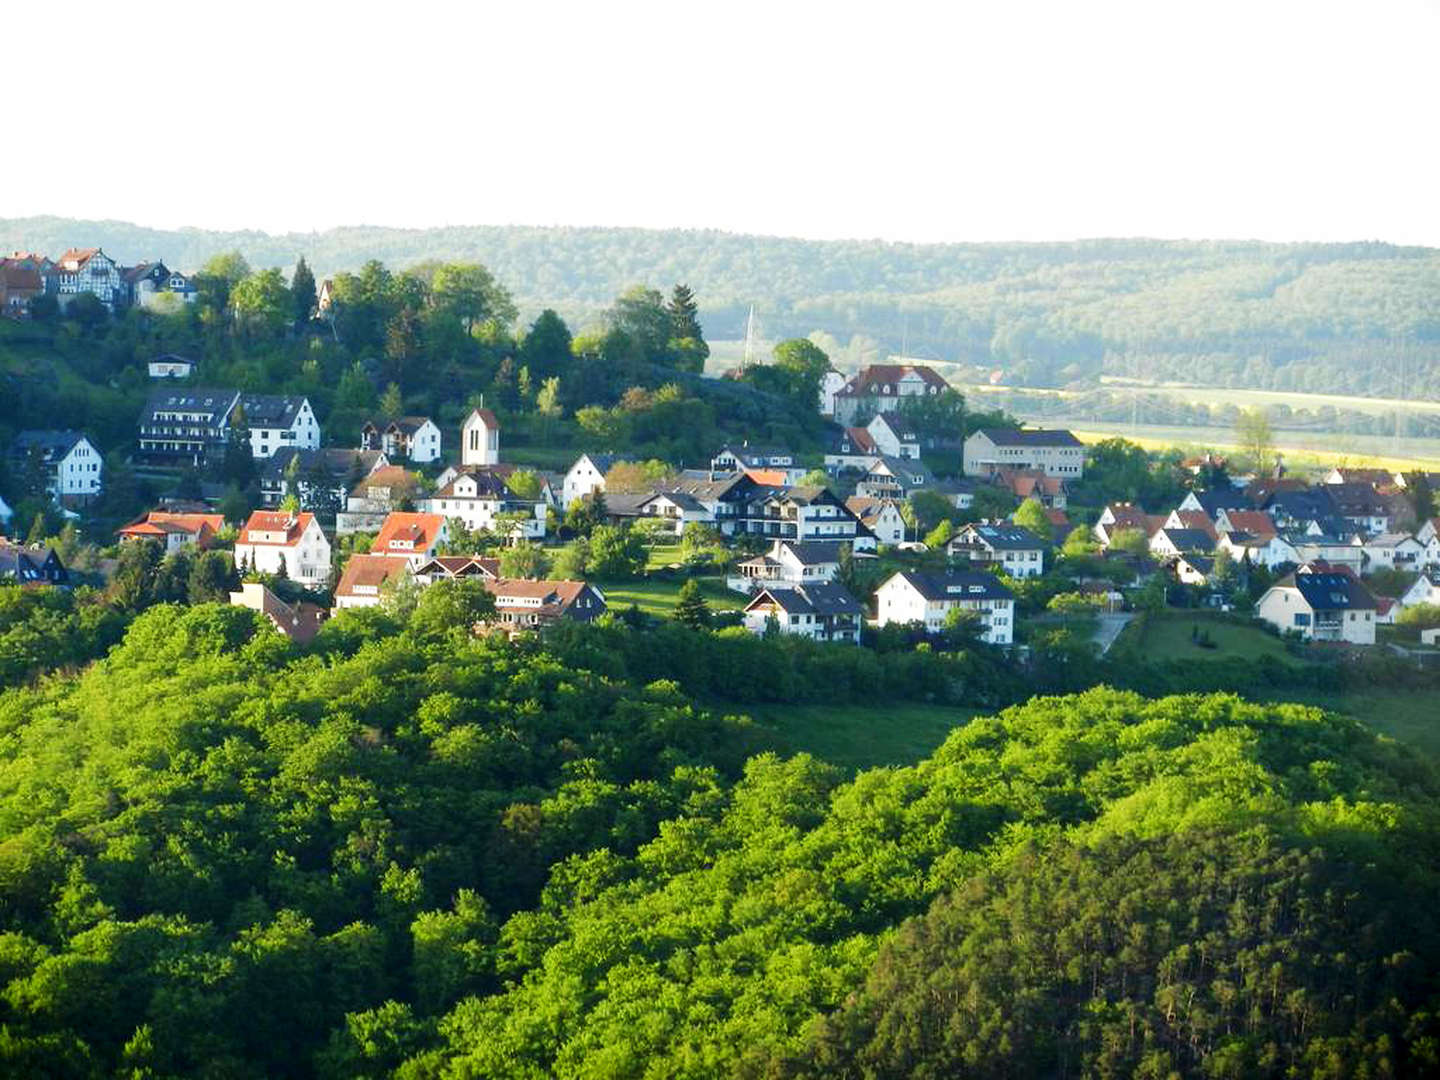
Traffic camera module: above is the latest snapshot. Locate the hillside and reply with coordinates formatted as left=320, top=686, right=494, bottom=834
left=4, top=217, right=1439, bottom=399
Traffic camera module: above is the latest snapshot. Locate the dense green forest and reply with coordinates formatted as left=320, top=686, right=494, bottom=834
left=0, top=597, right=1437, bottom=1077
left=5, top=217, right=1438, bottom=398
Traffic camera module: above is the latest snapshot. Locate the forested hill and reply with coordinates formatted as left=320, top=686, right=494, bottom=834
left=5, top=216, right=1440, bottom=396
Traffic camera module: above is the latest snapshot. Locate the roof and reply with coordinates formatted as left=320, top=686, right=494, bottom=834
left=142, top=386, right=239, bottom=420
left=352, top=465, right=418, bottom=498
left=644, top=490, right=705, bottom=513
left=573, top=452, right=624, bottom=475
left=483, top=577, right=604, bottom=621
left=335, top=553, right=409, bottom=598
left=1220, top=510, right=1276, bottom=537
left=1325, top=482, right=1389, bottom=515
left=1155, top=528, right=1216, bottom=553
left=57, top=247, right=101, bottom=269
left=148, top=353, right=195, bottom=368
left=434, top=468, right=512, bottom=500
left=837, top=427, right=878, bottom=454
left=845, top=496, right=899, bottom=526
left=412, top=555, right=500, bottom=579
left=376, top=415, right=435, bottom=436
left=229, top=582, right=325, bottom=645
left=1277, top=571, right=1377, bottom=611
left=745, top=582, right=863, bottom=617
left=956, top=524, right=1046, bottom=550
left=13, top=429, right=89, bottom=459
left=117, top=511, right=223, bottom=538
left=238, top=393, right=308, bottom=429
left=866, top=456, right=934, bottom=486
left=1328, top=468, right=1395, bottom=486
left=778, top=539, right=848, bottom=565
left=871, top=412, right=918, bottom=439
left=0, top=542, right=64, bottom=584
left=238, top=511, right=316, bottom=546
left=838, top=364, right=949, bottom=396
left=373, top=513, right=446, bottom=556
left=994, top=468, right=1067, bottom=498
left=973, top=427, right=1083, bottom=448
left=264, top=447, right=385, bottom=482
left=1176, top=554, right=1215, bottom=575
left=743, top=468, right=792, bottom=487
left=0, top=265, right=42, bottom=291
left=1363, top=532, right=1420, bottom=550
left=1192, top=487, right=1254, bottom=514
left=467, top=407, right=499, bottom=428
left=888, top=569, right=1015, bottom=602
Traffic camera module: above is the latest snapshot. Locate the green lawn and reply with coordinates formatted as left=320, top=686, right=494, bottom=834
left=596, top=576, right=745, bottom=618
left=751, top=703, right=982, bottom=772
left=645, top=543, right=686, bottom=570
left=1262, top=689, right=1440, bottom=759
left=1119, top=612, right=1301, bottom=665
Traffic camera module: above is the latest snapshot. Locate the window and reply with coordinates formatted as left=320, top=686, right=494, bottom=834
left=1294, top=613, right=1311, bottom=626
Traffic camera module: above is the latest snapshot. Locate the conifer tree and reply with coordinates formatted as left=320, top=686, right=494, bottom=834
left=291, top=256, right=317, bottom=328
left=673, top=578, right=712, bottom=629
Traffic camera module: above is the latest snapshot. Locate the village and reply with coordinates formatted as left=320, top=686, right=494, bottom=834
left=5, top=328, right=1439, bottom=654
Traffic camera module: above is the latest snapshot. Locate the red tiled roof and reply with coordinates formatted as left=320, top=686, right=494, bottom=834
left=839, top=364, right=948, bottom=396
left=1221, top=510, right=1277, bottom=538
left=335, top=553, right=408, bottom=597
left=238, top=511, right=315, bottom=547
left=118, top=511, right=224, bottom=541
left=372, top=512, right=446, bottom=557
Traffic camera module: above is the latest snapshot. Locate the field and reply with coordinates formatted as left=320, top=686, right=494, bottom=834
left=751, top=702, right=980, bottom=771
left=595, top=575, right=745, bottom=618
left=1063, top=422, right=1440, bottom=470
left=1114, top=612, right=1302, bottom=665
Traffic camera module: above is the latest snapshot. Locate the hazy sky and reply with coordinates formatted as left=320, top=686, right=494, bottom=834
left=10, top=1, right=1439, bottom=245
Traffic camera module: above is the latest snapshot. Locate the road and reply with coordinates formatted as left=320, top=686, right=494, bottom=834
left=1092, top=613, right=1135, bottom=656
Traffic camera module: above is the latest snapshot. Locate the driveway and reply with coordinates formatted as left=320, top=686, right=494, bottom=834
left=1092, top=613, right=1135, bottom=655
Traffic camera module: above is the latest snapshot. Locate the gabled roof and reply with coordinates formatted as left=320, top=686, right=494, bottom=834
left=434, top=468, right=512, bottom=500
left=483, top=577, right=605, bottom=620
left=117, top=511, right=223, bottom=539
left=745, top=582, right=863, bottom=617
left=743, top=468, right=793, bottom=487
left=835, top=427, right=878, bottom=454
left=385, top=415, right=435, bottom=436
left=870, top=412, right=918, bottom=440
left=642, top=490, right=705, bottom=513
left=887, top=569, right=1015, bottom=602
left=335, top=553, right=408, bottom=598
left=572, top=452, right=625, bottom=475
left=866, top=455, right=934, bottom=486
left=264, top=447, right=386, bottom=482
left=1276, top=570, right=1377, bottom=611
left=973, top=427, right=1083, bottom=448
left=412, top=555, right=500, bottom=579
left=956, top=524, right=1046, bottom=550
left=1325, top=482, right=1389, bottom=516
left=466, top=407, right=499, bottom=428
left=13, top=429, right=89, bottom=460
left=838, top=364, right=949, bottom=396
left=0, top=265, right=43, bottom=291
left=777, top=539, right=848, bottom=565
left=1219, top=510, right=1276, bottom=538
left=1155, top=528, right=1216, bottom=553
left=352, top=465, right=418, bottom=498
left=238, top=511, right=316, bottom=546
left=1191, top=487, right=1253, bottom=515
left=56, top=247, right=102, bottom=269
left=142, top=386, right=239, bottom=420
left=239, top=393, right=309, bottom=428
left=373, top=512, right=446, bottom=556
left=844, top=495, right=900, bottom=526
left=1175, top=554, right=1215, bottom=575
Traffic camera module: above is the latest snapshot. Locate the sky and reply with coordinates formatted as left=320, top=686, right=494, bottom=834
left=8, top=0, right=1439, bottom=246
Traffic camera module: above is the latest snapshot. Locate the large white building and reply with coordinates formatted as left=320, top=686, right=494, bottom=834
left=1256, top=571, right=1377, bottom=645
left=424, top=468, right=546, bottom=539
left=963, top=428, right=1085, bottom=479
left=13, top=430, right=103, bottom=502
left=874, top=569, right=1017, bottom=645
left=563, top=453, right=624, bottom=509
left=742, top=583, right=863, bottom=644
left=831, top=364, right=950, bottom=425
left=137, top=388, right=319, bottom=465
left=234, top=511, right=332, bottom=587
left=242, top=395, right=321, bottom=459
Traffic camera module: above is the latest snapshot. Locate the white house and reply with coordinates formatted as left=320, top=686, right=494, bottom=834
left=818, top=370, right=847, bottom=416
left=241, top=395, right=320, bottom=460
left=742, top=583, right=863, bottom=644
left=423, top=469, right=546, bottom=539
left=963, top=428, right=1085, bottom=479
left=731, top=539, right=845, bottom=593
left=362, top=417, right=442, bottom=464
left=874, top=569, right=1016, bottom=645
left=865, top=413, right=920, bottom=460
left=1256, top=571, right=1377, bottom=645
left=844, top=496, right=906, bottom=546
left=635, top=491, right=713, bottom=536
left=832, top=363, right=949, bottom=425
left=1361, top=533, right=1425, bottom=573
left=48, top=247, right=123, bottom=309
left=371, top=512, right=449, bottom=565
left=1400, top=572, right=1440, bottom=610
left=235, top=510, right=331, bottom=587
left=948, top=523, right=1047, bottom=579
left=461, top=408, right=500, bottom=467
left=13, top=430, right=103, bottom=502
left=1147, top=528, right=1216, bottom=561
left=147, top=354, right=195, bottom=379
left=563, top=453, right=624, bottom=510
left=1216, top=531, right=1301, bottom=570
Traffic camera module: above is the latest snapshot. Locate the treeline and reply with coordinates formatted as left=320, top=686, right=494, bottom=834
left=0, top=599, right=1438, bottom=1076
left=5, top=217, right=1438, bottom=398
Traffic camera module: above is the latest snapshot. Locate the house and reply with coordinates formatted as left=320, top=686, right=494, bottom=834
left=865, top=413, right=920, bottom=460
left=845, top=496, right=906, bottom=545
left=1213, top=509, right=1275, bottom=539
left=1148, top=528, right=1216, bottom=561
left=261, top=448, right=389, bottom=512
left=238, top=395, right=320, bottom=460
left=333, top=553, right=410, bottom=610
left=1216, top=531, right=1300, bottom=570
left=412, top=555, right=501, bottom=585
left=116, top=511, right=224, bottom=553
left=316, top=278, right=336, bottom=317
left=1257, top=488, right=1338, bottom=529
left=730, top=539, right=846, bottom=593
left=1256, top=571, right=1377, bottom=644
left=336, top=465, right=421, bottom=535
left=229, top=582, right=326, bottom=644
left=933, top=476, right=982, bottom=511
left=234, top=511, right=331, bottom=586
left=137, top=387, right=240, bottom=466
left=147, top=354, right=195, bottom=379
left=1325, top=483, right=1392, bottom=535
left=1361, top=533, right=1425, bottom=573
left=481, top=578, right=607, bottom=632
left=832, top=363, right=949, bottom=425
left=1039, top=507, right=1075, bottom=546
left=742, top=583, right=863, bottom=644
left=962, top=428, right=1085, bottom=479
left=633, top=491, right=713, bottom=536
left=1283, top=531, right=1364, bottom=574
left=126, top=262, right=197, bottom=309
left=740, top=486, right=870, bottom=546
left=0, top=262, right=44, bottom=315
left=874, top=569, right=1016, bottom=644
left=1172, top=554, right=1216, bottom=586
left=1374, top=596, right=1400, bottom=626
left=1400, top=572, right=1440, bottom=610
left=949, top=523, right=1047, bottom=578
left=371, top=512, right=448, bottom=563
left=0, top=540, right=68, bottom=586
left=13, top=431, right=103, bottom=503
left=563, top=453, right=625, bottom=509
left=46, top=247, right=123, bottom=309
left=362, top=417, right=442, bottom=463
left=855, top=456, right=935, bottom=500
left=461, top=408, right=500, bottom=467
left=711, top=444, right=797, bottom=473
left=823, top=426, right=882, bottom=473
left=992, top=468, right=1069, bottom=509
left=1324, top=467, right=1397, bottom=488
left=423, top=469, right=546, bottom=539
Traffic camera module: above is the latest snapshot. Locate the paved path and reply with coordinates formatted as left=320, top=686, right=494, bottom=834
left=1093, top=613, right=1135, bottom=655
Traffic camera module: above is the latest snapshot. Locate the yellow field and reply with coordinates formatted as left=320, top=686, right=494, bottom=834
left=1068, top=424, right=1440, bottom=471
